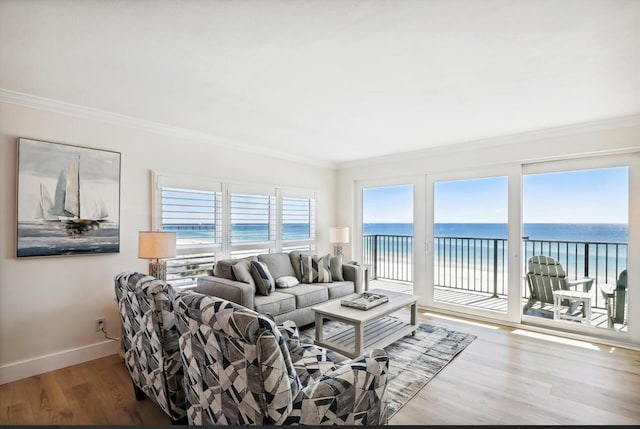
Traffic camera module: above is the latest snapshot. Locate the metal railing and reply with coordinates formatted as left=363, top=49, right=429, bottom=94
left=363, top=234, right=628, bottom=310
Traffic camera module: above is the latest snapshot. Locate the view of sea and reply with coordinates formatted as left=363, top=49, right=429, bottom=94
left=166, top=222, right=629, bottom=244
left=365, top=222, right=628, bottom=243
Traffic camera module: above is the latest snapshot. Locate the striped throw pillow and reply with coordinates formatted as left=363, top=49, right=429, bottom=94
left=250, top=260, right=275, bottom=296
left=300, top=254, right=332, bottom=284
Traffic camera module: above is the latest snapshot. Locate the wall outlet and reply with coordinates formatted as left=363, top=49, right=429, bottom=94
left=95, top=317, right=105, bottom=332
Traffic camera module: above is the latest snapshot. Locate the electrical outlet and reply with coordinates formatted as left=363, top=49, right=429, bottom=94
left=95, top=317, right=105, bottom=332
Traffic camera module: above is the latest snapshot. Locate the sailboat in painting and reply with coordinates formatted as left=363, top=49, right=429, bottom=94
left=37, top=155, right=109, bottom=236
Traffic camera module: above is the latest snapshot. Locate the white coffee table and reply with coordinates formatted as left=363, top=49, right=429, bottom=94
left=311, top=288, right=417, bottom=358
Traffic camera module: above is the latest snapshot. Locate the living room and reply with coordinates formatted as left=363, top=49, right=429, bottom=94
left=1, top=0, right=639, bottom=425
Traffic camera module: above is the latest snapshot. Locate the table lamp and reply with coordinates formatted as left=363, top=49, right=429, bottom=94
left=138, top=231, right=176, bottom=280
left=329, top=226, right=349, bottom=256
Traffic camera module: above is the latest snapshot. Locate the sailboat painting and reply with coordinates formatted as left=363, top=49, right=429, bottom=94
left=17, top=139, right=121, bottom=257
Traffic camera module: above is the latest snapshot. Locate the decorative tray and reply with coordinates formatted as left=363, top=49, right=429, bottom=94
left=341, top=292, right=389, bottom=310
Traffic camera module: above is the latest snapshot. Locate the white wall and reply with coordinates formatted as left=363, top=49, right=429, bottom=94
left=0, top=101, right=336, bottom=384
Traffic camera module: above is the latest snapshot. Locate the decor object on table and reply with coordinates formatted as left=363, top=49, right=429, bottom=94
left=16, top=138, right=121, bottom=257
left=329, top=226, right=349, bottom=256
left=114, top=272, right=187, bottom=424
left=341, top=292, right=389, bottom=310
left=300, top=317, right=476, bottom=420
left=173, top=290, right=389, bottom=425
left=138, top=231, right=176, bottom=280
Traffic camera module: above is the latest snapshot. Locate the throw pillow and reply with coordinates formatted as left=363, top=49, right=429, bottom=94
left=330, top=255, right=344, bottom=281
left=276, top=275, right=300, bottom=288
left=300, top=254, right=332, bottom=284
left=250, top=260, right=275, bottom=296
left=231, top=261, right=255, bottom=287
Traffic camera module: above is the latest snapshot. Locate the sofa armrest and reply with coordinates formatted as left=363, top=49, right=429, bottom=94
left=196, top=276, right=256, bottom=310
left=342, top=263, right=365, bottom=293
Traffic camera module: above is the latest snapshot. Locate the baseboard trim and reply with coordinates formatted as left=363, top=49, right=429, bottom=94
left=0, top=340, right=121, bottom=385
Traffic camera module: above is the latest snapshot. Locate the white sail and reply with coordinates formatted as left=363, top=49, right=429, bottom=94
left=64, top=156, right=80, bottom=217
left=35, top=183, right=58, bottom=221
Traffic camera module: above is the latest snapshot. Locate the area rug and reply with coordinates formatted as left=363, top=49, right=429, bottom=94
left=300, top=319, right=476, bottom=420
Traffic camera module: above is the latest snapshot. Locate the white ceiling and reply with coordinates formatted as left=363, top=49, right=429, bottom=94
left=1, top=0, right=639, bottom=166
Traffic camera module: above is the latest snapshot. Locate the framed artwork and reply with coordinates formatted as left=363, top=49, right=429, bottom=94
left=16, top=138, right=121, bottom=257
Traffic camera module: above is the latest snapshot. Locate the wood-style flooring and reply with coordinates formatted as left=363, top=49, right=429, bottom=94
left=1, top=310, right=639, bottom=425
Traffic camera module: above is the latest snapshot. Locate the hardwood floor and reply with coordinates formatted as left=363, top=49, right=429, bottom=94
left=1, top=310, right=639, bottom=425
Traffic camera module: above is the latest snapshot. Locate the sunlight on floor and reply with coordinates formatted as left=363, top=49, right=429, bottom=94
left=422, top=312, right=500, bottom=330
left=511, top=329, right=601, bottom=350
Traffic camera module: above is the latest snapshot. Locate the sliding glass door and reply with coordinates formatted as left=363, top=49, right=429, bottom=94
left=522, top=156, right=634, bottom=338
left=426, top=166, right=522, bottom=322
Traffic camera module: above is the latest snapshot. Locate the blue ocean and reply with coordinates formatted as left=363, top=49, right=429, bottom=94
left=166, top=222, right=628, bottom=244
left=365, top=222, right=628, bottom=243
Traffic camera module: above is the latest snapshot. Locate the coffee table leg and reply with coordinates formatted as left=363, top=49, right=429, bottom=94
left=355, top=321, right=363, bottom=356
left=315, top=312, right=324, bottom=343
left=411, top=302, right=417, bottom=335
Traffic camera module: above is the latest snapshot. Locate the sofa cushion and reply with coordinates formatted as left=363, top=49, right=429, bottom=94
left=250, top=260, right=275, bottom=296
left=276, top=276, right=299, bottom=288
left=213, top=256, right=257, bottom=280
left=231, top=261, right=255, bottom=287
left=289, top=251, right=312, bottom=281
left=300, top=254, right=332, bottom=284
left=279, top=284, right=329, bottom=308
left=330, top=255, right=344, bottom=282
left=254, top=291, right=296, bottom=316
left=258, top=253, right=297, bottom=280
left=319, top=281, right=354, bottom=300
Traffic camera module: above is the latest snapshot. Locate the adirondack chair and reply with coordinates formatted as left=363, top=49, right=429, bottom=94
left=524, top=255, right=594, bottom=316
left=599, top=269, right=627, bottom=328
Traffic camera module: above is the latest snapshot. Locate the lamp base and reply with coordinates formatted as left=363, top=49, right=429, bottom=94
left=149, top=260, right=167, bottom=280
left=334, top=245, right=343, bottom=257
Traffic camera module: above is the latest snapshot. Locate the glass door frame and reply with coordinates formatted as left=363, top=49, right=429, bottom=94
left=522, top=153, right=639, bottom=343
left=354, top=175, right=425, bottom=298
left=425, top=164, right=523, bottom=324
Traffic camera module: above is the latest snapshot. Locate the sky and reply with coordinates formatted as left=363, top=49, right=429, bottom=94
left=363, top=167, right=629, bottom=224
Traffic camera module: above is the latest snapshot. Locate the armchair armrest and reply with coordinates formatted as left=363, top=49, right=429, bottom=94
left=567, top=277, right=594, bottom=292
left=285, top=348, right=389, bottom=425
left=196, top=275, right=256, bottom=309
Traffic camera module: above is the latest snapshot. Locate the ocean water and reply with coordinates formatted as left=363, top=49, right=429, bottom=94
left=166, top=222, right=629, bottom=244
left=365, top=222, right=628, bottom=243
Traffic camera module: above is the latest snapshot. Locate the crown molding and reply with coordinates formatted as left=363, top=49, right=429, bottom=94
left=0, top=88, right=338, bottom=169
left=337, top=114, right=640, bottom=170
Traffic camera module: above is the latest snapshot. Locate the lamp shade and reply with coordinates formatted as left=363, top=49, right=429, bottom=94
left=329, top=227, right=350, bottom=244
left=138, top=231, right=176, bottom=259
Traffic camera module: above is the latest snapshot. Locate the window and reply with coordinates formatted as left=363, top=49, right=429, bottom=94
left=152, top=171, right=317, bottom=286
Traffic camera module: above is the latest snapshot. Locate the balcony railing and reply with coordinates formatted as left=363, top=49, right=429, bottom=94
left=362, top=234, right=628, bottom=310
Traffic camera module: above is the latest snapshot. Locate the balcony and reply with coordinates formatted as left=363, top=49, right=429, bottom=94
left=363, top=234, right=628, bottom=330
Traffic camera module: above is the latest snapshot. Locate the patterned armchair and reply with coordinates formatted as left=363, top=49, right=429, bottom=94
left=114, top=272, right=187, bottom=423
left=173, top=290, right=389, bottom=425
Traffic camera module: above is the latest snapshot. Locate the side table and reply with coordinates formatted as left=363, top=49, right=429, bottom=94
left=552, top=289, right=592, bottom=325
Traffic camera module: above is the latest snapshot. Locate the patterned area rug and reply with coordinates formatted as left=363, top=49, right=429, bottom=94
left=300, top=319, right=476, bottom=420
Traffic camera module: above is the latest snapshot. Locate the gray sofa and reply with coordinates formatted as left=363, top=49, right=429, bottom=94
left=196, top=251, right=365, bottom=327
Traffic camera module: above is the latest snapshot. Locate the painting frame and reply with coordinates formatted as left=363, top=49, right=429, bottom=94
left=16, top=138, right=121, bottom=258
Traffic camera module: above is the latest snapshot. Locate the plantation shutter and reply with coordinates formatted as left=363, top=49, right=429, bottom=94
left=153, top=172, right=222, bottom=286
left=281, top=189, right=317, bottom=252
left=228, top=184, right=276, bottom=257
